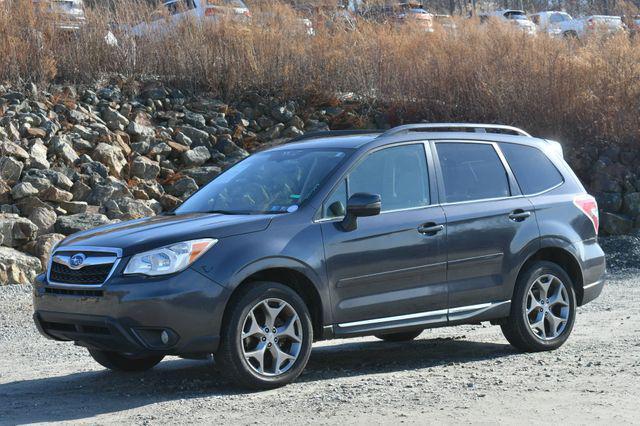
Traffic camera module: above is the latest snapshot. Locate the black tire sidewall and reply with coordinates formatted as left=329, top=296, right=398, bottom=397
left=221, top=282, right=313, bottom=389
left=513, top=261, right=577, bottom=350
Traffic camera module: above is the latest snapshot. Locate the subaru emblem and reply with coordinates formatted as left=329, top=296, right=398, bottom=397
left=69, top=253, right=86, bottom=269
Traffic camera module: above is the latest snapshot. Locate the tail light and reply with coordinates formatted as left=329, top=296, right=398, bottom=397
left=574, top=194, right=599, bottom=234
left=205, top=8, right=218, bottom=16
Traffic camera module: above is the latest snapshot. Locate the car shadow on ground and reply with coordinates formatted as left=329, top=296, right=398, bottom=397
left=0, top=337, right=516, bottom=424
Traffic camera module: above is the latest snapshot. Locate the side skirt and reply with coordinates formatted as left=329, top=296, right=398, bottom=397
left=331, top=301, right=511, bottom=338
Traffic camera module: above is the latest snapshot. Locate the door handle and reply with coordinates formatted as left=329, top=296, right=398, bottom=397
left=418, top=223, right=444, bottom=235
left=509, top=210, right=532, bottom=222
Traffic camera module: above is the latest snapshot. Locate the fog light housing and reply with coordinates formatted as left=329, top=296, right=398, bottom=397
left=132, top=327, right=178, bottom=349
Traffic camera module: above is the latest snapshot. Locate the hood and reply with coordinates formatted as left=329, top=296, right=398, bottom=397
left=59, top=213, right=273, bottom=256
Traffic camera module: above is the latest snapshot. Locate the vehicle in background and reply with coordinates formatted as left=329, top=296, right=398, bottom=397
left=559, top=15, right=625, bottom=38
left=529, top=10, right=572, bottom=36
left=479, top=9, right=537, bottom=36
left=32, top=0, right=86, bottom=31
left=131, top=0, right=251, bottom=37
left=433, top=13, right=457, bottom=33
left=352, top=2, right=434, bottom=32
left=622, top=15, right=639, bottom=37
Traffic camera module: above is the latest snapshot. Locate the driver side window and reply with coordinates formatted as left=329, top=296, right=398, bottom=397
left=321, top=143, right=430, bottom=219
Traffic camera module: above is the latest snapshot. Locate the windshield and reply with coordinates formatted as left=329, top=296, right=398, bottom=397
left=505, top=12, right=528, bottom=20
left=175, top=148, right=351, bottom=215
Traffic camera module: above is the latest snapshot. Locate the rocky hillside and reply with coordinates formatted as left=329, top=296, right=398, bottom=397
left=0, top=77, right=638, bottom=284
left=0, top=78, right=343, bottom=284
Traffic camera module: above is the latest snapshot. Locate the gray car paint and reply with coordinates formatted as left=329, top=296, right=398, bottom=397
left=33, top=130, right=606, bottom=356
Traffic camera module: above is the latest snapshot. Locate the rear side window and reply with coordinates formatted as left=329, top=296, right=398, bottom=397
left=436, top=143, right=510, bottom=203
left=500, top=143, right=564, bottom=195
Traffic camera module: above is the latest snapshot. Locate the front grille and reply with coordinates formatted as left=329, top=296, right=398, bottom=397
left=49, top=261, right=114, bottom=285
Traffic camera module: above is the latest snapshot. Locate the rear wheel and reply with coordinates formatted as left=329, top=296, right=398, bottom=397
left=88, top=349, right=164, bottom=372
left=501, top=261, right=577, bottom=352
left=375, top=330, right=422, bottom=342
left=217, top=281, right=313, bottom=390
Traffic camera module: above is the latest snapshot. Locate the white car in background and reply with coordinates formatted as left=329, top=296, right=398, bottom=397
left=32, top=0, right=86, bottom=31
left=479, top=9, right=537, bottom=36
left=556, top=15, right=625, bottom=38
left=529, top=10, right=573, bottom=36
left=131, top=0, right=251, bottom=36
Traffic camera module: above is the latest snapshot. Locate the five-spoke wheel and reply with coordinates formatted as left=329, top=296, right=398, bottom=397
left=241, top=298, right=303, bottom=376
left=217, top=281, right=313, bottom=389
left=501, top=261, right=577, bottom=352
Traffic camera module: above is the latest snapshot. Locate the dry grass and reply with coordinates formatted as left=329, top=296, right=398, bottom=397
left=1, top=0, right=640, bottom=148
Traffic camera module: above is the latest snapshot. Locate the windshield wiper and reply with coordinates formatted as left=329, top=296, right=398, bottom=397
left=205, top=210, right=250, bottom=215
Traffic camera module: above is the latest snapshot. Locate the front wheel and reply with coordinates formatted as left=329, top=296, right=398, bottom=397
left=217, top=281, right=313, bottom=390
left=501, top=261, right=577, bottom=352
left=88, top=349, right=164, bottom=372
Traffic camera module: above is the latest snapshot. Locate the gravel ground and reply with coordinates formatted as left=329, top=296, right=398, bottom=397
left=1, top=237, right=639, bottom=425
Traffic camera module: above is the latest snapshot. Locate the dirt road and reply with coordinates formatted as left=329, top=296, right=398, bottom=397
left=1, top=237, right=639, bottom=425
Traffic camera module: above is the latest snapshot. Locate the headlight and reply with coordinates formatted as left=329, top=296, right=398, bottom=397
left=124, top=239, right=217, bottom=276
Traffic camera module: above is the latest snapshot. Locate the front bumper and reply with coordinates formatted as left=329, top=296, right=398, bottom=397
left=33, top=268, right=231, bottom=355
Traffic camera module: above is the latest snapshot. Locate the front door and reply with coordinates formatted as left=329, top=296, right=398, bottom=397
left=320, top=143, right=448, bottom=335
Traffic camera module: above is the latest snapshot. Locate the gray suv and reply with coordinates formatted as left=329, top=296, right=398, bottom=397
left=33, top=123, right=606, bottom=389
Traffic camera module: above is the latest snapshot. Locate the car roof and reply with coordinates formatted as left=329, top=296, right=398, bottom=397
left=268, top=126, right=561, bottom=156
left=269, top=132, right=381, bottom=150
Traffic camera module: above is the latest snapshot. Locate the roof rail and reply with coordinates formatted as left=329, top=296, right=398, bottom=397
left=378, top=123, right=532, bottom=138
left=287, top=129, right=383, bottom=143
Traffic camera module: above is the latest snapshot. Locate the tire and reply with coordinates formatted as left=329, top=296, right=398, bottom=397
left=88, top=349, right=164, bottom=372
left=374, top=330, right=422, bottom=342
left=217, top=281, right=313, bottom=390
left=501, top=261, right=577, bottom=352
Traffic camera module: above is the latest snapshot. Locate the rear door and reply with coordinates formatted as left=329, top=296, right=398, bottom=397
left=320, top=142, right=448, bottom=334
left=432, top=141, right=539, bottom=319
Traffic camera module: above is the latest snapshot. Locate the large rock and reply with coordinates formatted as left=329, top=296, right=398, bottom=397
left=126, top=121, right=155, bottom=141
left=86, top=178, right=132, bottom=206
left=0, top=141, right=29, bottom=161
left=54, top=213, right=112, bottom=235
left=164, top=176, right=198, bottom=198
left=179, top=126, right=211, bottom=148
left=181, top=166, right=221, bottom=186
left=601, top=212, right=634, bottom=236
left=595, top=192, right=622, bottom=213
left=59, top=201, right=88, bottom=214
left=182, top=146, right=211, bottom=167
left=51, top=135, right=79, bottom=165
left=23, top=233, right=65, bottom=268
left=14, top=196, right=54, bottom=217
left=92, top=143, right=127, bottom=178
left=0, top=247, right=42, bottom=284
left=28, top=207, right=57, bottom=236
left=130, top=156, right=160, bottom=180
left=0, top=156, right=23, bottom=183
left=103, top=197, right=155, bottom=220
left=10, top=182, right=38, bottom=200
left=622, top=192, right=640, bottom=217
left=0, top=214, right=38, bottom=247
left=0, top=180, right=11, bottom=204
left=28, top=140, right=50, bottom=169
left=39, top=186, right=73, bottom=203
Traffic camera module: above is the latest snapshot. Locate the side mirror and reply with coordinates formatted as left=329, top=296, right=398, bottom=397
left=341, top=193, right=381, bottom=231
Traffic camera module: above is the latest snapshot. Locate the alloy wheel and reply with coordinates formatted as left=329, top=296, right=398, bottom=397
left=241, top=298, right=303, bottom=377
left=525, top=274, right=571, bottom=340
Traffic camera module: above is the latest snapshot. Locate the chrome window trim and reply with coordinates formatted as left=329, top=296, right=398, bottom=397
left=47, top=246, right=123, bottom=289
left=336, top=300, right=510, bottom=328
